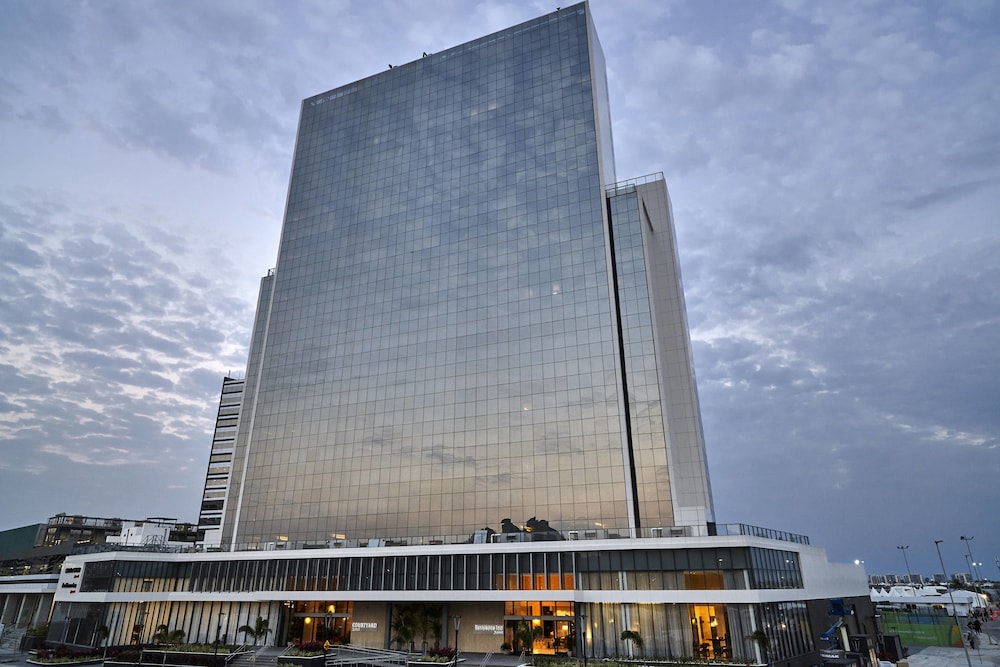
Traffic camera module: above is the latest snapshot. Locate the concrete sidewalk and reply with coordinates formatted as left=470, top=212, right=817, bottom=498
left=898, top=618, right=1000, bottom=667
left=3, top=622, right=999, bottom=667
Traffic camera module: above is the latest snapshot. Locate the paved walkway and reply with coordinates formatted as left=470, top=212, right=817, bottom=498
left=901, top=617, right=1000, bottom=667
left=2, top=619, right=998, bottom=667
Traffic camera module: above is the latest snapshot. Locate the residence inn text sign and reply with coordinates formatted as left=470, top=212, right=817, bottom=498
left=474, top=624, right=504, bottom=635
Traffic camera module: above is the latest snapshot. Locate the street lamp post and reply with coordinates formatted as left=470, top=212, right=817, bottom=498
left=934, top=540, right=972, bottom=667
left=960, top=536, right=982, bottom=585
left=897, top=546, right=913, bottom=585
left=579, top=614, right=587, bottom=667
left=453, top=615, right=461, bottom=655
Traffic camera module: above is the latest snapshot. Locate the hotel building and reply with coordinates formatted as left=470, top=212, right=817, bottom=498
left=45, top=4, right=872, bottom=665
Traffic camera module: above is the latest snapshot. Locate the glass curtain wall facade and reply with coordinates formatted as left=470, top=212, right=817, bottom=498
left=75, top=548, right=802, bottom=596
left=606, top=179, right=714, bottom=528
left=222, top=2, right=713, bottom=550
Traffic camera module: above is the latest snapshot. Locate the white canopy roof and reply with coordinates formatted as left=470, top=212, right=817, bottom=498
left=870, top=585, right=986, bottom=610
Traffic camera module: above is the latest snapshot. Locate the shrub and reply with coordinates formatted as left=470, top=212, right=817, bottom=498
left=32, top=646, right=101, bottom=663
left=427, top=646, right=456, bottom=659
left=532, top=657, right=581, bottom=667
left=163, top=643, right=231, bottom=653
left=286, top=641, right=325, bottom=656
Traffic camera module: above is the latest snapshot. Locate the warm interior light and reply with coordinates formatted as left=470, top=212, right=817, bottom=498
left=304, top=618, right=311, bottom=624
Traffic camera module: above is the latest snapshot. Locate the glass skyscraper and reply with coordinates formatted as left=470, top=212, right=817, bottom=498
left=43, top=6, right=873, bottom=662
left=222, top=1, right=713, bottom=549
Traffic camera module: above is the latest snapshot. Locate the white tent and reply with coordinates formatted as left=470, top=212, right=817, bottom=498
left=870, top=585, right=987, bottom=616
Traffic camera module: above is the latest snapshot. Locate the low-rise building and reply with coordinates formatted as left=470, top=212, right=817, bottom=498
left=48, top=524, right=874, bottom=667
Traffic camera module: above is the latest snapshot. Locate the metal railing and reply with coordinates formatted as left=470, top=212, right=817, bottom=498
left=222, top=522, right=808, bottom=551
left=325, top=645, right=409, bottom=667
left=55, top=522, right=808, bottom=557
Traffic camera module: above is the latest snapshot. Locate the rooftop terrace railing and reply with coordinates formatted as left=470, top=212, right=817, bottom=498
left=208, top=523, right=809, bottom=553
left=60, top=522, right=808, bottom=557
left=606, top=172, right=665, bottom=196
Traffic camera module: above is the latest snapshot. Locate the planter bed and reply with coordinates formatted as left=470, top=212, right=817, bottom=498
left=279, top=655, right=327, bottom=667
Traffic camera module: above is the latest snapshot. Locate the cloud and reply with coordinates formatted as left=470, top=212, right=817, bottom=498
left=0, top=187, right=254, bottom=518
left=0, top=0, right=996, bottom=575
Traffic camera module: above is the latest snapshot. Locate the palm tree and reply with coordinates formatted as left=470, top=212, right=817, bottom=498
left=152, top=625, right=186, bottom=646
left=620, top=629, right=643, bottom=656
left=413, top=605, right=442, bottom=653
left=95, top=624, right=110, bottom=659
left=748, top=629, right=770, bottom=666
left=237, top=616, right=271, bottom=645
left=153, top=624, right=170, bottom=645
left=391, top=605, right=417, bottom=652
left=514, top=620, right=543, bottom=655
left=390, top=603, right=441, bottom=654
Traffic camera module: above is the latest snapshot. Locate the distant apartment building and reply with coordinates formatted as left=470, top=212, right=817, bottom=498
left=105, top=518, right=200, bottom=548
left=37, top=514, right=127, bottom=548
left=869, top=573, right=929, bottom=588
left=196, top=375, right=244, bottom=550
left=0, top=515, right=199, bottom=638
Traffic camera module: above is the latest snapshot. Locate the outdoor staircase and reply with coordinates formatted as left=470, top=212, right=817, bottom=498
left=325, top=645, right=409, bottom=667
left=229, top=645, right=287, bottom=667
left=0, top=627, right=27, bottom=662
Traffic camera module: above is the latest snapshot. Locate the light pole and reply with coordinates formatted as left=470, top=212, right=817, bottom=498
left=579, top=614, right=587, bottom=667
left=897, top=546, right=913, bottom=585
left=960, top=536, right=982, bottom=585
left=452, top=615, right=461, bottom=655
left=934, top=540, right=972, bottom=667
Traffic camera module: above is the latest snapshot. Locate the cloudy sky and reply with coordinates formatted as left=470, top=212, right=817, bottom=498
left=1, top=0, right=997, bottom=578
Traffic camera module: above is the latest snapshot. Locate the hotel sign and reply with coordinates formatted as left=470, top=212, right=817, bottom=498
left=352, top=622, right=378, bottom=631
left=474, top=624, right=504, bottom=635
